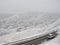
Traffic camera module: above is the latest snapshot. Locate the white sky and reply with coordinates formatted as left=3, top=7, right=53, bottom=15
left=0, top=0, right=60, bottom=13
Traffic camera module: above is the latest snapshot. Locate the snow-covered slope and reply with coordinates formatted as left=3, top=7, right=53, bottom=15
left=0, top=12, right=60, bottom=36
left=0, top=12, right=60, bottom=45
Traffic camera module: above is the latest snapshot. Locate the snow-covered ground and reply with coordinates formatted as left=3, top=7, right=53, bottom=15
left=39, top=32, right=60, bottom=45
left=0, top=27, right=53, bottom=44
left=0, top=13, right=60, bottom=35
left=0, top=13, right=60, bottom=45
left=0, top=25, right=59, bottom=45
left=39, top=26, right=60, bottom=45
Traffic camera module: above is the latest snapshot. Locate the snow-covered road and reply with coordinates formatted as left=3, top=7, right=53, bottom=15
left=39, top=30, right=60, bottom=45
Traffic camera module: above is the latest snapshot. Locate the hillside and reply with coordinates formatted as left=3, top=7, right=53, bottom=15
left=0, top=12, right=60, bottom=36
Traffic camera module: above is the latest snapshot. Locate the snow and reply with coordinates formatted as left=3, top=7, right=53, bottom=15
left=39, top=27, right=60, bottom=45
left=0, top=13, right=60, bottom=36
left=0, top=26, right=59, bottom=45
left=38, top=34, right=60, bottom=45
left=0, top=13, right=60, bottom=45
left=0, top=27, right=49, bottom=44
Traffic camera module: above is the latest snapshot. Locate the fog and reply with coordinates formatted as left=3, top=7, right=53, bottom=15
left=0, top=0, right=60, bottom=45
left=0, top=0, right=60, bottom=13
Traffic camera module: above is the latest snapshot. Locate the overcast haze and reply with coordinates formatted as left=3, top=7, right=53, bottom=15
left=0, top=0, right=60, bottom=13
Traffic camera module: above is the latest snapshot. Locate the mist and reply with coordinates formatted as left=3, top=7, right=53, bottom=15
left=0, top=0, right=60, bottom=13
